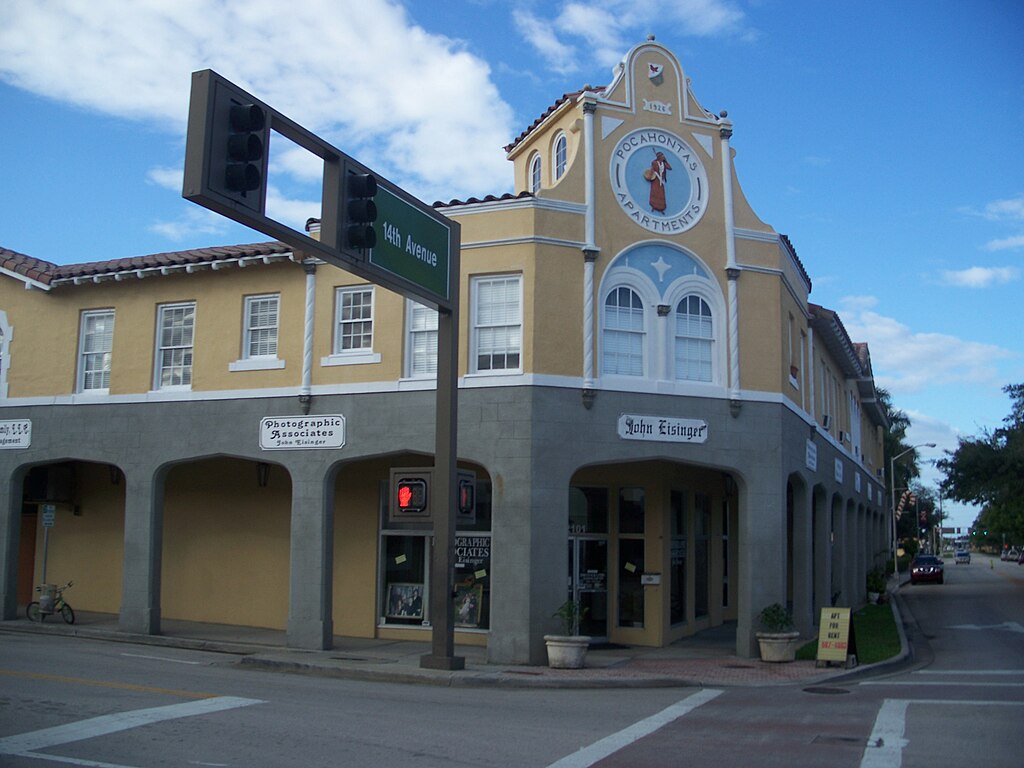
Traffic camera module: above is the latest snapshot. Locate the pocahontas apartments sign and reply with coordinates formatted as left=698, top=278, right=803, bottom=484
left=617, top=414, right=709, bottom=444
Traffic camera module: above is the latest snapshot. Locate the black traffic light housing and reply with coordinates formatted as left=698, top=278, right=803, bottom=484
left=346, top=171, right=378, bottom=250
left=184, top=71, right=270, bottom=216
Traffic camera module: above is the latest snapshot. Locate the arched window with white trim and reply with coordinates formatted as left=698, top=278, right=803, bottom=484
left=602, top=287, right=645, bottom=376
left=674, top=295, right=713, bottom=382
left=553, top=134, right=567, bottom=180
left=529, top=153, right=542, bottom=193
left=598, top=243, right=726, bottom=389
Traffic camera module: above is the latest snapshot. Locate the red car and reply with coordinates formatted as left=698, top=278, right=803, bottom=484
left=910, top=555, right=944, bottom=585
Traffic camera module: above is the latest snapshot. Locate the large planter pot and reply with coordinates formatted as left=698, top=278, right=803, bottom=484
left=756, top=631, right=801, bottom=663
left=544, top=635, right=591, bottom=669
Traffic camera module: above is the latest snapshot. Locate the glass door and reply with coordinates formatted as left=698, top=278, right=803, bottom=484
left=568, top=537, right=608, bottom=639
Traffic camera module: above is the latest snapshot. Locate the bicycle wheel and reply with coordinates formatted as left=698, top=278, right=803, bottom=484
left=60, top=603, right=75, bottom=624
left=26, top=602, right=41, bottom=622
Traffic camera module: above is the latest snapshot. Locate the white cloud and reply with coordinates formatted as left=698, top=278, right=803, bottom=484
left=150, top=207, right=231, bottom=241
left=514, top=0, right=751, bottom=73
left=838, top=297, right=1015, bottom=394
left=147, top=166, right=184, bottom=192
left=940, top=266, right=1020, bottom=288
left=981, top=194, right=1024, bottom=222
left=0, top=0, right=515, bottom=204
left=984, top=234, right=1024, bottom=252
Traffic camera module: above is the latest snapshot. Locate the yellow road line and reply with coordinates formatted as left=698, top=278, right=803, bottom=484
left=0, top=669, right=217, bottom=699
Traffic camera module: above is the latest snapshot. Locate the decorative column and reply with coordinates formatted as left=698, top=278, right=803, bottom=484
left=581, top=99, right=599, bottom=408
left=299, top=261, right=316, bottom=414
left=720, top=122, right=741, bottom=415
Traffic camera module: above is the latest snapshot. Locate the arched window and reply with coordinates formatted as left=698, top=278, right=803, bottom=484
left=529, top=153, right=542, bottom=193
left=674, top=295, right=713, bottom=382
left=554, top=134, right=567, bottom=180
left=603, top=287, right=645, bottom=376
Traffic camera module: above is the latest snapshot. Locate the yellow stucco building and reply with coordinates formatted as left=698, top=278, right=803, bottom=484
left=0, top=38, right=888, bottom=663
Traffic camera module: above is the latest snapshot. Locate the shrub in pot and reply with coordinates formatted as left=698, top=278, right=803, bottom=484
left=544, top=599, right=590, bottom=669
left=755, top=603, right=800, bottom=663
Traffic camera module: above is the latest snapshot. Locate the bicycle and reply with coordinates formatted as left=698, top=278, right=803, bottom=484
left=26, top=580, right=75, bottom=624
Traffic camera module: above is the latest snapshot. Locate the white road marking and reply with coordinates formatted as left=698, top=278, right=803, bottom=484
left=912, top=669, right=1024, bottom=675
left=861, top=680, right=1024, bottom=687
left=0, top=696, right=263, bottom=764
left=860, top=698, right=1024, bottom=768
left=545, top=688, right=723, bottom=768
left=948, top=621, right=1024, bottom=634
left=120, top=652, right=202, bottom=665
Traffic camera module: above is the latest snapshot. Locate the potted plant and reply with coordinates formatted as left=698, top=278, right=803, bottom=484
left=544, top=599, right=591, bottom=669
left=755, top=603, right=800, bottom=663
left=866, top=569, right=886, bottom=603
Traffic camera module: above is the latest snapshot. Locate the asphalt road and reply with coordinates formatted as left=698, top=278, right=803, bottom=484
left=1, top=554, right=1021, bottom=767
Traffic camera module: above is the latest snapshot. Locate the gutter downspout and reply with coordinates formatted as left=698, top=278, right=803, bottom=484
left=299, top=261, right=316, bottom=414
left=720, top=119, right=741, bottom=416
left=581, top=99, right=599, bottom=409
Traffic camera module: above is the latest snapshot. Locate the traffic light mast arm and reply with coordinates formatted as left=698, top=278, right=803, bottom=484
left=183, top=69, right=456, bottom=312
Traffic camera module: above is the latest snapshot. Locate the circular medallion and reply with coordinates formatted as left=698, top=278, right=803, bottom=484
left=609, top=128, right=709, bottom=234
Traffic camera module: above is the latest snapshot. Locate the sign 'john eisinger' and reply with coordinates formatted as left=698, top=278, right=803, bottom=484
left=618, top=414, right=709, bottom=444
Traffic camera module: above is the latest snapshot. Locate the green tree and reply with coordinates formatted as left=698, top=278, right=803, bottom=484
left=939, top=383, right=1024, bottom=545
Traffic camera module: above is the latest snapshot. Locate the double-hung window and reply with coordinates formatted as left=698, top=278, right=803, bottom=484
left=602, top=287, right=644, bottom=376
left=231, top=294, right=283, bottom=371
left=674, top=295, right=713, bottom=382
left=245, top=294, right=279, bottom=358
left=78, top=309, right=114, bottom=393
left=323, top=285, right=380, bottom=366
left=472, top=275, right=521, bottom=373
left=407, top=301, right=438, bottom=377
left=156, top=302, right=195, bottom=389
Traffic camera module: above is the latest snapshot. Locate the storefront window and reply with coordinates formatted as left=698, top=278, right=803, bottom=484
left=695, top=492, right=711, bottom=619
left=569, top=486, right=609, bottom=533
left=618, top=487, right=645, bottom=627
left=381, top=476, right=491, bottom=630
left=382, top=536, right=426, bottom=625
left=670, top=489, right=687, bottom=625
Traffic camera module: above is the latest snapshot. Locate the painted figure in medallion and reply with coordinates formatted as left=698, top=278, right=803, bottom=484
left=645, top=150, right=672, bottom=212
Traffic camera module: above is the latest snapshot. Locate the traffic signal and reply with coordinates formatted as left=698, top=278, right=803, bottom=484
left=346, top=171, right=378, bottom=250
left=458, top=477, right=475, bottom=516
left=225, top=103, right=266, bottom=194
left=395, top=476, right=428, bottom=516
left=183, top=71, right=270, bottom=216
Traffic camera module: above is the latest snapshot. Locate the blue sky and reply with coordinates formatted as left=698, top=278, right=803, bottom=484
left=1, top=0, right=1021, bottom=529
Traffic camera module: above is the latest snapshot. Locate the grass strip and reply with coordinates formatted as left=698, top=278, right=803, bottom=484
left=796, top=601, right=901, bottom=664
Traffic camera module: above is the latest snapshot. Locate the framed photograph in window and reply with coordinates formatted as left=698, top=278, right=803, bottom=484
left=385, top=582, right=424, bottom=619
left=453, top=581, right=484, bottom=627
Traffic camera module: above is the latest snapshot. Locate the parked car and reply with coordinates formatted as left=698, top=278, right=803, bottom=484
left=1018, top=550, right=1024, bottom=565
left=954, top=550, right=971, bottom=564
left=910, top=554, right=944, bottom=585
left=1006, top=548, right=1020, bottom=562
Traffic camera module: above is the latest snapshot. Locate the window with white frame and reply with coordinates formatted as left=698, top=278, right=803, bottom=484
left=245, top=294, right=278, bottom=358
left=602, top=286, right=645, bottom=376
left=529, top=153, right=542, bottom=193
left=674, top=295, right=712, bottom=382
left=230, top=294, right=283, bottom=371
left=554, top=134, right=567, bottom=180
left=407, top=301, right=438, bottom=377
left=155, top=302, right=194, bottom=389
left=335, top=286, right=374, bottom=354
left=78, top=309, right=114, bottom=392
left=472, top=275, right=521, bottom=373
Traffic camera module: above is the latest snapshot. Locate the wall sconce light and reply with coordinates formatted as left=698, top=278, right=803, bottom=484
left=256, top=462, right=270, bottom=488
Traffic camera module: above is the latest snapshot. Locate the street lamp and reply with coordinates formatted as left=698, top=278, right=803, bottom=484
left=890, top=443, right=936, bottom=579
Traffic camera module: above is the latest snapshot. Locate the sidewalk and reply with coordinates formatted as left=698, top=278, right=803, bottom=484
left=0, top=609, right=899, bottom=689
